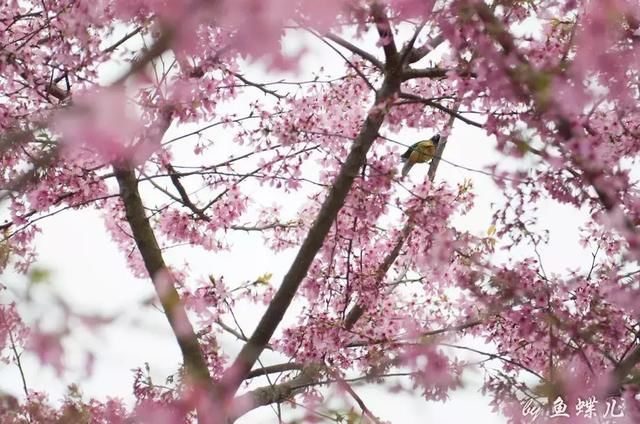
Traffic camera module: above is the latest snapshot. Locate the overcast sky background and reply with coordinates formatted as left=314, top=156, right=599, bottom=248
left=0, top=21, right=596, bottom=423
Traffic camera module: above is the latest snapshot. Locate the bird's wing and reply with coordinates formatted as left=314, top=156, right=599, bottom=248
left=408, top=140, right=436, bottom=163
left=400, top=142, right=418, bottom=161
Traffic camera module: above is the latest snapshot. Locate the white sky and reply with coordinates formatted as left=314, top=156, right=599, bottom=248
left=0, top=21, right=596, bottom=424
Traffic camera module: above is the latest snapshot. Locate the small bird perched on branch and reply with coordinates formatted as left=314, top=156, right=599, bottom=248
left=400, top=134, right=440, bottom=177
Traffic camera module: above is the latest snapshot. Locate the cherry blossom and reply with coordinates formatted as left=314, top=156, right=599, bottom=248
left=1, top=0, right=640, bottom=423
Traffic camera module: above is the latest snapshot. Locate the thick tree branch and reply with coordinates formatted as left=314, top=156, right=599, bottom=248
left=113, top=164, right=218, bottom=417
left=407, top=34, right=445, bottom=64
left=312, top=29, right=376, bottom=91
left=370, top=2, right=399, bottom=66
left=246, top=363, right=305, bottom=379
left=402, top=66, right=476, bottom=81
left=232, top=366, right=426, bottom=418
left=220, top=60, right=404, bottom=401
left=325, top=33, right=384, bottom=69
left=230, top=365, right=323, bottom=420
left=401, top=65, right=448, bottom=80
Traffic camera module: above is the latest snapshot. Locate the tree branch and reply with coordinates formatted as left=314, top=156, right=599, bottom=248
left=165, top=164, right=209, bottom=221
left=0, top=148, right=58, bottom=203
left=325, top=33, right=384, bottom=69
left=311, top=29, right=376, bottom=91
left=113, top=164, right=218, bottom=419
left=398, top=92, right=484, bottom=128
left=370, top=2, right=398, bottom=66
left=401, top=66, right=475, bottom=81
left=399, top=20, right=427, bottom=66
left=343, top=218, right=413, bottom=330
left=331, top=369, right=384, bottom=424
left=407, top=34, right=445, bottom=64
left=344, top=107, right=458, bottom=329
left=609, top=345, right=640, bottom=395
left=246, top=363, right=304, bottom=379
left=471, top=1, right=640, bottom=394
left=230, top=365, right=323, bottom=420
left=219, top=55, right=404, bottom=401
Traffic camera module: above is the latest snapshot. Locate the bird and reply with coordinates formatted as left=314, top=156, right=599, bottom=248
left=400, top=134, right=441, bottom=177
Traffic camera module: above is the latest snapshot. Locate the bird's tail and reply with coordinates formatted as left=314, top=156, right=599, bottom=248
left=401, top=161, right=412, bottom=177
